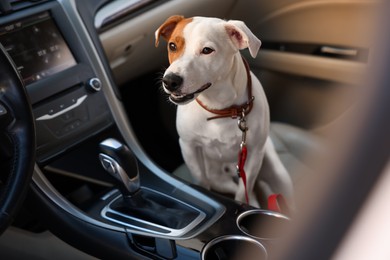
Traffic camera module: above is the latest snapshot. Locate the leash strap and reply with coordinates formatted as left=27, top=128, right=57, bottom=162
left=237, top=112, right=249, bottom=204
left=237, top=144, right=249, bottom=204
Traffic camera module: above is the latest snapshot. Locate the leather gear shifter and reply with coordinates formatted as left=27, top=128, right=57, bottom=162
left=99, top=138, right=140, bottom=197
left=99, top=138, right=199, bottom=230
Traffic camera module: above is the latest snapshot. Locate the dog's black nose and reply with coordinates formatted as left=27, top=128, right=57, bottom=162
left=162, top=73, right=183, bottom=92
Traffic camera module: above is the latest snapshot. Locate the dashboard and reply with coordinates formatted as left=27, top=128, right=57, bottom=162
left=0, top=11, right=76, bottom=85
left=0, top=0, right=236, bottom=168
left=0, top=1, right=113, bottom=163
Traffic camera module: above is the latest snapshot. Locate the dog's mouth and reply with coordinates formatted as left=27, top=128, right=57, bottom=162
left=169, top=83, right=212, bottom=104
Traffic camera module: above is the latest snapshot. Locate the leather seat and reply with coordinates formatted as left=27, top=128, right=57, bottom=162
left=269, top=122, right=323, bottom=186
left=172, top=122, right=323, bottom=189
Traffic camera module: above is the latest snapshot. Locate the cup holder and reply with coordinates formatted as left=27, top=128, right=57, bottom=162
left=237, top=209, right=290, bottom=240
left=201, top=235, right=267, bottom=260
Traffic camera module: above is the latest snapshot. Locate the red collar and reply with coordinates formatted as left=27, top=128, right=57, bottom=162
left=195, top=57, right=254, bottom=121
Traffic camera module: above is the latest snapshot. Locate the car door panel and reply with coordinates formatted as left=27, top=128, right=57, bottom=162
left=231, top=0, right=379, bottom=128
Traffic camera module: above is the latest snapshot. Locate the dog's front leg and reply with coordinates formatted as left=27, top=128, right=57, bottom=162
left=179, top=138, right=211, bottom=189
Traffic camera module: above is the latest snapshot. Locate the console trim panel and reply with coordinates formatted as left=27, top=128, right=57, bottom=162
left=36, top=95, right=87, bottom=121
left=101, top=187, right=207, bottom=238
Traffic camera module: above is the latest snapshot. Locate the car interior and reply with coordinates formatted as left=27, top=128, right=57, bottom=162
left=0, top=0, right=387, bottom=259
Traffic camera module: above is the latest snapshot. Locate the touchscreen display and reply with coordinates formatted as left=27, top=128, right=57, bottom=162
left=0, top=11, right=76, bottom=85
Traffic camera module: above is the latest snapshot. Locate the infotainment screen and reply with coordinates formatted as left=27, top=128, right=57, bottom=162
left=0, top=11, right=76, bottom=85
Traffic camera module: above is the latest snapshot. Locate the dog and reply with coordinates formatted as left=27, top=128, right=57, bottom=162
left=155, top=15, right=293, bottom=208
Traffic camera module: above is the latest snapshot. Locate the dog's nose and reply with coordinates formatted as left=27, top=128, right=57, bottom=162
left=162, top=73, right=183, bottom=92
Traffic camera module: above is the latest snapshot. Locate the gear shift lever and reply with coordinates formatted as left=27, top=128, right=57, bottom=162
left=99, top=139, right=199, bottom=231
left=99, top=138, right=140, bottom=197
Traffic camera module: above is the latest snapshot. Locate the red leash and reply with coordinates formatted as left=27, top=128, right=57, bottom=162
left=268, top=193, right=290, bottom=215
left=237, top=112, right=250, bottom=204
left=237, top=144, right=249, bottom=204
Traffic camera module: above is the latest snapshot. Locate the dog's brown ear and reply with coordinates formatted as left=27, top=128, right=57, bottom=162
left=155, top=15, right=185, bottom=47
left=225, top=20, right=261, bottom=58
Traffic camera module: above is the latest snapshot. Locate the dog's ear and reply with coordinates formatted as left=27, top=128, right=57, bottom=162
left=225, top=20, right=261, bottom=58
left=155, top=15, right=185, bottom=47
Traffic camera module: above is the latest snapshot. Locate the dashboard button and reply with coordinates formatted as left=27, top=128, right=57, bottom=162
left=87, top=77, right=102, bottom=92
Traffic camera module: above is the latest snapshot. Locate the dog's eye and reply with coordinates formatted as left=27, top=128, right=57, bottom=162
left=169, top=42, right=177, bottom=52
left=201, top=47, right=214, bottom=55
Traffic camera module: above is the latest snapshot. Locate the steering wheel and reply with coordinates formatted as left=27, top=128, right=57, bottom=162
left=0, top=44, right=35, bottom=234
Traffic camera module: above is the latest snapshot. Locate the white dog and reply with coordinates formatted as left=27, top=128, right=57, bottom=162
left=155, top=15, right=293, bottom=208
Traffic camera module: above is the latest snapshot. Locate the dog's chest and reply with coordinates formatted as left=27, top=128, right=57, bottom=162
left=177, top=106, right=245, bottom=159
left=200, top=133, right=240, bottom=160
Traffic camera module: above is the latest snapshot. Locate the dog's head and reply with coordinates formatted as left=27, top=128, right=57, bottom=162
left=155, top=15, right=261, bottom=105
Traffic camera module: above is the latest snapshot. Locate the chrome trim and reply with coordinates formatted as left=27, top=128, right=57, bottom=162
left=88, top=77, right=102, bottom=91
left=321, top=46, right=358, bottom=56
left=95, top=0, right=156, bottom=29
left=0, top=103, right=7, bottom=116
left=36, top=95, right=87, bottom=121
left=101, top=187, right=207, bottom=238
left=236, top=209, right=290, bottom=240
left=98, top=153, right=140, bottom=194
left=32, top=165, right=125, bottom=232
left=100, top=189, right=119, bottom=201
left=100, top=138, right=122, bottom=150
left=201, top=235, right=267, bottom=260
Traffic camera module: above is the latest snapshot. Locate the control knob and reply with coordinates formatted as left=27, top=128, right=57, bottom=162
left=87, top=77, right=102, bottom=92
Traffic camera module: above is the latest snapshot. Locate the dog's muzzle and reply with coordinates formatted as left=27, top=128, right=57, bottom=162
left=162, top=73, right=183, bottom=92
left=162, top=73, right=211, bottom=104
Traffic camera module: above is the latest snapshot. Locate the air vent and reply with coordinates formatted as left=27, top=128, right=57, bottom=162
left=0, top=0, right=49, bottom=15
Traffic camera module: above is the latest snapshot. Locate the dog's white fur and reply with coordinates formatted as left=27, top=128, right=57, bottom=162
left=155, top=16, right=293, bottom=207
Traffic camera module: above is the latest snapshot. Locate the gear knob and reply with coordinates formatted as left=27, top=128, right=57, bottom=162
left=99, top=138, right=140, bottom=196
